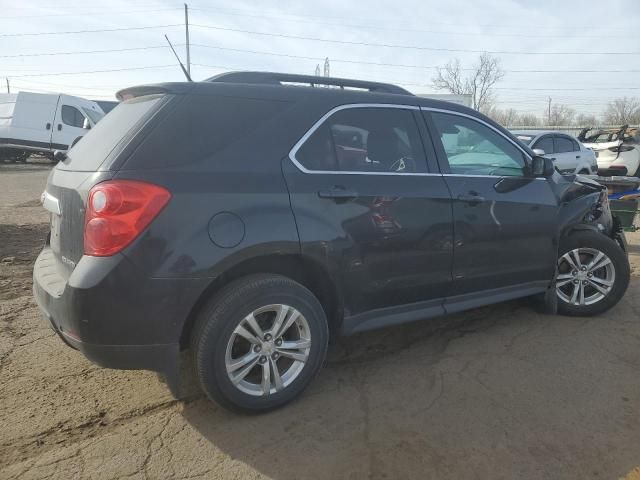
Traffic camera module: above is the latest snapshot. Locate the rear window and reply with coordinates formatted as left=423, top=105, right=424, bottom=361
left=61, top=95, right=163, bottom=171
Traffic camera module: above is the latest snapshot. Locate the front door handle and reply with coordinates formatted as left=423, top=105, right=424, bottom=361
left=46, top=123, right=51, bottom=130
left=318, top=186, right=358, bottom=201
left=576, top=155, right=581, bottom=159
left=458, top=193, right=486, bottom=205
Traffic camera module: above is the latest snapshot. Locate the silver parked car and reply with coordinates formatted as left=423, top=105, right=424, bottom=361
left=513, top=130, right=597, bottom=175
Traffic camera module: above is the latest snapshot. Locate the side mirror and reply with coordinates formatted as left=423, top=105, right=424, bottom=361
left=531, top=155, right=554, bottom=177
left=532, top=148, right=545, bottom=156
left=82, top=117, right=91, bottom=129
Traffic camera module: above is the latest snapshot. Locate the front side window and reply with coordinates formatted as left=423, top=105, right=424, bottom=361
left=295, top=107, right=427, bottom=173
left=61, top=105, right=86, bottom=128
left=533, top=135, right=554, bottom=155
left=555, top=136, right=575, bottom=153
left=431, top=112, right=527, bottom=177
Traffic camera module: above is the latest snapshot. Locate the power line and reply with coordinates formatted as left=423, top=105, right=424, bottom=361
left=191, top=44, right=640, bottom=74
left=188, top=7, right=638, bottom=39
left=0, top=7, right=181, bottom=19
left=0, top=45, right=172, bottom=58
left=190, top=24, right=640, bottom=55
left=0, top=24, right=181, bottom=37
left=188, top=5, right=637, bottom=33
left=8, top=65, right=177, bottom=78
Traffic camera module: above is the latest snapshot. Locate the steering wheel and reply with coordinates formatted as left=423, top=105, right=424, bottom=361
left=388, top=156, right=416, bottom=173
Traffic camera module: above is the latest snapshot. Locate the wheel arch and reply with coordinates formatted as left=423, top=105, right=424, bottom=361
left=179, top=254, right=343, bottom=349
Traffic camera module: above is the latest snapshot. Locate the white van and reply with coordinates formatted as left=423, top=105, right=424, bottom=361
left=0, top=91, right=105, bottom=162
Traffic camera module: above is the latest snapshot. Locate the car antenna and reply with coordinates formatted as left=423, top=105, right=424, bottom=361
left=164, top=34, right=192, bottom=82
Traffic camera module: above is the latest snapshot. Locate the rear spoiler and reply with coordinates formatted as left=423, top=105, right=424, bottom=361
left=115, top=83, right=193, bottom=101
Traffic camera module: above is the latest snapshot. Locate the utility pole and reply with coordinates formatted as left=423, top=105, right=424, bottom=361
left=547, top=97, right=552, bottom=125
left=5, top=77, right=9, bottom=94
left=184, top=3, right=191, bottom=78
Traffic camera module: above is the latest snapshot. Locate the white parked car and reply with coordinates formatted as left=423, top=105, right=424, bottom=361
left=0, top=91, right=105, bottom=162
left=578, top=126, right=640, bottom=177
left=512, top=130, right=597, bottom=175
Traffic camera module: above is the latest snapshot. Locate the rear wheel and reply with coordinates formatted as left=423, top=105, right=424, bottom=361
left=556, top=231, right=629, bottom=316
left=191, top=274, right=328, bottom=413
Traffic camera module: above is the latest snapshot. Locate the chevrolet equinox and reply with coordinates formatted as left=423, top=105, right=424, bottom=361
left=33, top=72, right=630, bottom=412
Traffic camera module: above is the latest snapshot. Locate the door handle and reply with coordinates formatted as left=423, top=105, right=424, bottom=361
left=576, top=155, right=581, bottom=159
left=458, top=193, right=486, bottom=205
left=57, top=124, right=62, bottom=131
left=46, top=123, right=51, bottom=130
left=318, top=186, right=358, bottom=201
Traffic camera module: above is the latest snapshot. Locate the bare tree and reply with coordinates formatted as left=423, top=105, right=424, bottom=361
left=486, top=107, right=519, bottom=126
left=432, top=53, right=505, bottom=111
left=603, top=97, right=640, bottom=125
left=516, top=113, right=540, bottom=127
left=547, top=104, right=575, bottom=126
left=574, top=113, right=599, bottom=126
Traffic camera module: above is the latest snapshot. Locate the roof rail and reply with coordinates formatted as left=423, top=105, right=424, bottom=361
left=205, top=71, right=413, bottom=96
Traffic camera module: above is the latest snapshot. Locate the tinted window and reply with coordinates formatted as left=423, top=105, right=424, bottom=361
left=431, top=112, right=527, bottom=177
left=533, top=135, right=554, bottom=154
left=61, top=105, right=85, bottom=128
left=555, top=136, right=575, bottom=153
left=63, top=94, right=163, bottom=171
left=296, top=107, right=427, bottom=173
left=128, top=94, right=292, bottom=168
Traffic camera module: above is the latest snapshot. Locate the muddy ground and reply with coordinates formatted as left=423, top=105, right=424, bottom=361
left=1, top=161, right=640, bottom=479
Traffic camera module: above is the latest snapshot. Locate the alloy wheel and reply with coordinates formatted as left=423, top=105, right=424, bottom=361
left=556, top=248, right=616, bottom=306
left=224, top=304, right=311, bottom=396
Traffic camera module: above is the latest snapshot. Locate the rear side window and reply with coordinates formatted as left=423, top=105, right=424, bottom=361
left=127, top=95, right=292, bottom=168
left=61, top=105, right=85, bottom=128
left=533, top=136, right=554, bottom=154
left=555, top=136, right=576, bottom=153
left=295, top=107, right=427, bottom=173
left=63, top=95, right=163, bottom=171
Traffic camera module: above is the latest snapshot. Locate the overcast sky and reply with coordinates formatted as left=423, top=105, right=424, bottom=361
left=2, top=0, right=639, bottom=119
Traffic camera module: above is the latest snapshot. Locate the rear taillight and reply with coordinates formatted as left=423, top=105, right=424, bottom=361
left=84, top=180, right=171, bottom=256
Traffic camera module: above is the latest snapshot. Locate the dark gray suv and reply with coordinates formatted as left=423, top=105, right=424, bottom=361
left=33, top=72, right=630, bottom=412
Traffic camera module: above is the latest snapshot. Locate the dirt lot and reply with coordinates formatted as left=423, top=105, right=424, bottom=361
left=1, top=161, right=640, bottom=480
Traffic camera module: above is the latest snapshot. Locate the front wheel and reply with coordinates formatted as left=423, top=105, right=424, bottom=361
left=556, top=231, right=630, bottom=316
left=191, top=274, right=329, bottom=413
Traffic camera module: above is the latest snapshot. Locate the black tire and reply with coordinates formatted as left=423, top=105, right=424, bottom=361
left=191, top=274, right=329, bottom=413
left=557, top=231, right=630, bottom=316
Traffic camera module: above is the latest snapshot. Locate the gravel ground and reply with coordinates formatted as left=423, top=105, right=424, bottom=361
left=1, top=161, right=640, bottom=480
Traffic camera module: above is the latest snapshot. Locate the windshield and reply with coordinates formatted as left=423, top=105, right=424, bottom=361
left=82, top=107, right=105, bottom=124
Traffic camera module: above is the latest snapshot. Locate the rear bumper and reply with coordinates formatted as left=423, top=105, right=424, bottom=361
left=32, top=247, right=207, bottom=373
left=34, top=295, right=179, bottom=371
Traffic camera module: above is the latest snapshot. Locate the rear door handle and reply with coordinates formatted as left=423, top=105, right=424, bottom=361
left=57, top=124, right=62, bottom=131
left=318, top=186, right=358, bottom=201
left=458, top=194, right=486, bottom=205
left=576, top=155, right=581, bottom=159
left=46, top=123, right=51, bottom=130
